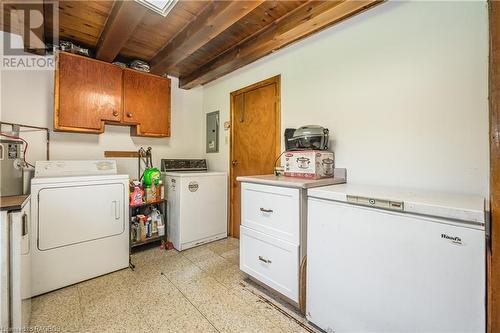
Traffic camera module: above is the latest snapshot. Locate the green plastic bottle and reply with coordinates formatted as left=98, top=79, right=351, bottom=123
left=143, top=167, right=161, bottom=186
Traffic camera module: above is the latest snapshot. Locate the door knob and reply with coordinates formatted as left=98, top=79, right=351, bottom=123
left=112, top=111, right=119, bottom=116
left=232, top=160, right=238, bottom=166
left=126, top=112, right=133, bottom=118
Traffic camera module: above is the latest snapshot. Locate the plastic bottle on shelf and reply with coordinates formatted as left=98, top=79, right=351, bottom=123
left=156, top=210, right=165, bottom=236
left=145, top=183, right=157, bottom=203
left=140, top=220, right=146, bottom=241
left=156, top=181, right=164, bottom=200
left=146, top=216, right=152, bottom=238
left=131, top=218, right=138, bottom=242
left=150, top=209, right=161, bottom=234
left=130, top=181, right=144, bottom=205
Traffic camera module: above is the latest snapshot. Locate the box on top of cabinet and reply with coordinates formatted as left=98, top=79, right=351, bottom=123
left=283, top=150, right=334, bottom=179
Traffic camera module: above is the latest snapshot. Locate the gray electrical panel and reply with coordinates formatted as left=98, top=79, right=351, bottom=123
left=206, top=111, right=219, bottom=153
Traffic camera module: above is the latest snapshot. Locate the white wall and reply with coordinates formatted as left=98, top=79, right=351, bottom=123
left=202, top=1, right=490, bottom=197
left=1, top=66, right=204, bottom=178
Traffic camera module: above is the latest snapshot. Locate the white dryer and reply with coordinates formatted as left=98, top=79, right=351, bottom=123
left=31, top=160, right=129, bottom=296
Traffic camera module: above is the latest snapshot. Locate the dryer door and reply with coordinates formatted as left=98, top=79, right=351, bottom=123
left=37, top=183, right=125, bottom=250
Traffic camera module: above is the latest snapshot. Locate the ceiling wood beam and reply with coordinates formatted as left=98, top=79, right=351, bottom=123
left=179, top=0, right=383, bottom=89
left=150, top=0, right=264, bottom=75
left=95, top=0, right=147, bottom=62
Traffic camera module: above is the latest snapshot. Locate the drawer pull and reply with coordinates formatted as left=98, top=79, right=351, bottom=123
left=258, top=256, right=272, bottom=264
left=260, top=208, right=273, bottom=213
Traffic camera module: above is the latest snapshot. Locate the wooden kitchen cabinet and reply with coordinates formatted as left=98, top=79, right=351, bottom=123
left=55, top=52, right=122, bottom=133
left=123, top=69, right=171, bottom=137
left=54, top=52, right=171, bottom=137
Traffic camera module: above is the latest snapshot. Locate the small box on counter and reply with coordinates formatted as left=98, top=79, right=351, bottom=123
left=284, top=150, right=334, bottom=179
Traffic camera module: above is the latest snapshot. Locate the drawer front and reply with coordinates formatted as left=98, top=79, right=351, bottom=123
left=241, top=182, right=300, bottom=243
left=240, top=226, right=299, bottom=302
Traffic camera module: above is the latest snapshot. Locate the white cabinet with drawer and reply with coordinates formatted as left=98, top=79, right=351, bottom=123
left=237, top=172, right=347, bottom=311
left=241, top=182, right=300, bottom=243
left=240, top=226, right=299, bottom=301
left=239, top=181, right=305, bottom=306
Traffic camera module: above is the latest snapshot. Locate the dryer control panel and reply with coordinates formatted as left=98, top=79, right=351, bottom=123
left=34, top=160, right=117, bottom=178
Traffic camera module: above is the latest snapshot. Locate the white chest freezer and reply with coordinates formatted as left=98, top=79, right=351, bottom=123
left=306, top=184, right=485, bottom=333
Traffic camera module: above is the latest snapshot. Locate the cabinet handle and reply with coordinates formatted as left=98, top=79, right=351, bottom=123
left=112, top=110, right=119, bottom=117
left=126, top=112, right=133, bottom=118
left=258, top=256, right=272, bottom=264
left=260, top=208, right=273, bottom=213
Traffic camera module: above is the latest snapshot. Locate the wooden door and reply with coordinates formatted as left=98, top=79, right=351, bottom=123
left=55, top=52, right=122, bottom=133
left=230, top=75, right=281, bottom=238
left=123, top=69, right=171, bottom=137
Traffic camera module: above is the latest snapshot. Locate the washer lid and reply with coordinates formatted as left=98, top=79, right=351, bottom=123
left=35, top=160, right=118, bottom=178
left=308, top=184, right=485, bottom=224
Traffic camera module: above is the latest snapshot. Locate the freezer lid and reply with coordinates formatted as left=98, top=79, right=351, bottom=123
left=308, top=184, right=485, bottom=224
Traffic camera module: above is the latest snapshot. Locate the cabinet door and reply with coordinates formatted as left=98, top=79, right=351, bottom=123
left=55, top=52, right=122, bottom=132
left=123, top=69, right=171, bottom=137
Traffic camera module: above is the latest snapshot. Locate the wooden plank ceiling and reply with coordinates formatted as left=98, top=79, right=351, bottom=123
left=40, top=0, right=382, bottom=89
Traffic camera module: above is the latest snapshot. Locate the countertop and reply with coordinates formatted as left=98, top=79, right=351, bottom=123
left=237, top=168, right=346, bottom=189
left=0, top=195, right=30, bottom=211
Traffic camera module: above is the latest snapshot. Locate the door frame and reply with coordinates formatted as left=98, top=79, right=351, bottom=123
left=229, top=75, right=281, bottom=237
left=489, top=2, right=499, bottom=332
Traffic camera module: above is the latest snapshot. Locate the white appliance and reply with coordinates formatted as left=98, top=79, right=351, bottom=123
left=306, top=184, right=486, bottom=333
left=161, top=159, right=227, bottom=251
left=30, top=160, right=129, bottom=296
left=0, top=197, right=31, bottom=330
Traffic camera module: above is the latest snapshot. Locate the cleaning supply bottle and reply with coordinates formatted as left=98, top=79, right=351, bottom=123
left=130, top=181, right=143, bottom=205
left=140, top=217, right=147, bottom=241
left=150, top=209, right=161, bottom=234
left=145, top=184, right=157, bottom=203
left=143, top=167, right=161, bottom=186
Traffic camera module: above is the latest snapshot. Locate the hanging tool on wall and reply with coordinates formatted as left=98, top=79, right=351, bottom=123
left=138, top=147, right=160, bottom=186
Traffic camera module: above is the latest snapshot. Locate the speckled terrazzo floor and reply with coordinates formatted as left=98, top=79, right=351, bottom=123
left=29, top=237, right=320, bottom=333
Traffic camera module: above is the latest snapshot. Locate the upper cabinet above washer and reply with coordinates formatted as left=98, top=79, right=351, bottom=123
left=54, top=52, right=171, bottom=137
left=123, top=69, right=171, bottom=137
left=55, top=52, right=123, bottom=132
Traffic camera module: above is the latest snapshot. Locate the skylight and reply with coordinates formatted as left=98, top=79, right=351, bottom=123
left=135, top=0, right=178, bottom=17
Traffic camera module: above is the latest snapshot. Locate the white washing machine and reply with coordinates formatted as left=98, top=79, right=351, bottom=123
left=161, top=159, right=227, bottom=251
left=30, top=160, right=129, bottom=296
